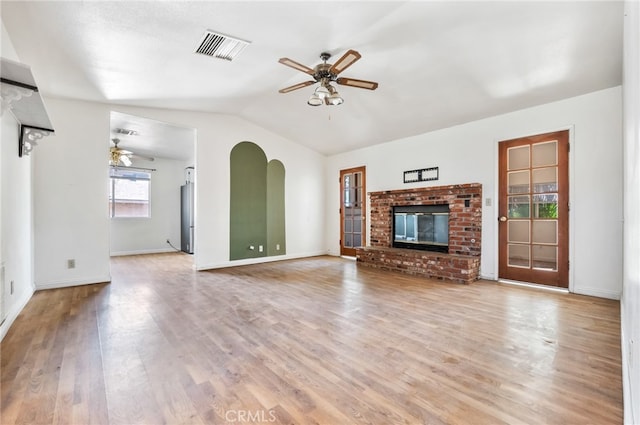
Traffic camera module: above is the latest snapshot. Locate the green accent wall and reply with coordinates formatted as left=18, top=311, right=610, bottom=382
left=230, top=142, right=267, bottom=260
left=267, top=160, right=286, bottom=256
left=230, top=142, right=286, bottom=260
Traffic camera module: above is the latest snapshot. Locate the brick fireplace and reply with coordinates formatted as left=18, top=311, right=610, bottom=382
left=355, top=183, right=482, bottom=283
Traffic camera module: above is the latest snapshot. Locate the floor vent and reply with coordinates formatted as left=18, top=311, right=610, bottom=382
left=194, top=30, right=250, bottom=61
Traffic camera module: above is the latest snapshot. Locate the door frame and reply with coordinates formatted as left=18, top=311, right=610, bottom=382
left=339, top=166, right=366, bottom=257
left=493, top=126, right=575, bottom=292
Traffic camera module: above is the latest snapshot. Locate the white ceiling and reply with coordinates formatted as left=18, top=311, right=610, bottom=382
left=1, top=1, right=623, bottom=156
left=110, top=111, right=195, bottom=162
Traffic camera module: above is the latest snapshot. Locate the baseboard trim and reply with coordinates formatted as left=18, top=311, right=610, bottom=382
left=110, top=248, right=178, bottom=257
left=196, top=251, right=327, bottom=271
left=35, top=275, right=111, bottom=291
left=0, top=286, right=34, bottom=342
left=620, top=305, right=635, bottom=425
left=572, top=286, right=621, bottom=300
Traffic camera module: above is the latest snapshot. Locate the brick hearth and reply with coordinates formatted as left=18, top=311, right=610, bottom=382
left=356, top=183, right=482, bottom=283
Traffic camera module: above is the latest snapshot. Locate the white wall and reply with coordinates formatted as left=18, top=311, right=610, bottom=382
left=0, top=20, right=35, bottom=341
left=110, top=157, right=187, bottom=256
left=326, top=86, right=623, bottom=300
left=32, top=100, right=326, bottom=290
left=33, top=98, right=112, bottom=290
left=622, top=1, right=640, bottom=423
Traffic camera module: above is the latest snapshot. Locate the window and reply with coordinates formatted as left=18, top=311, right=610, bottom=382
left=109, top=167, right=151, bottom=218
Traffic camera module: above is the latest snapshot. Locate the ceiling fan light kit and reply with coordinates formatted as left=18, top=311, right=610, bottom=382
left=278, top=49, right=378, bottom=106
left=326, top=85, right=344, bottom=105
left=315, top=84, right=330, bottom=98
left=307, top=79, right=344, bottom=106
left=307, top=94, right=323, bottom=106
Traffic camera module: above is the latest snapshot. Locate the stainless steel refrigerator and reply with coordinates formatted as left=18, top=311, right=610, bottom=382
left=180, top=182, right=194, bottom=254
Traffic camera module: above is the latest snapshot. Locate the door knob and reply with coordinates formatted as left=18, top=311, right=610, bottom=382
left=499, top=216, right=507, bottom=222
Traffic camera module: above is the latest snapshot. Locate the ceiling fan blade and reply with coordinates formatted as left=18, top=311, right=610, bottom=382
left=278, top=58, right=315, bottom=75
left=278, top=81, right=316, bottom=94
left=329, top=49, right=362, bottom=75
left=336, top=77, right=379, bottom=90
left=120, top=155, right=132, bottom=167
left=131, top=154, right=155, bottom=162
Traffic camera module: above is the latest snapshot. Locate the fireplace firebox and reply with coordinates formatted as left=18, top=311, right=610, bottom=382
left=393, top=204, right=449, bottom=253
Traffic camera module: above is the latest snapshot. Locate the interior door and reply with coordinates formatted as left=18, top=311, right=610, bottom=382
left=340, top=166, right=366, bottom=257
left=498, top=130, right=569, bottom=287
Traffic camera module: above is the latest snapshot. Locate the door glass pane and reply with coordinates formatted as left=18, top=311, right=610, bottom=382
left=344, top=234, right=353, bottom=247
left=533, top=245, right=557, bottom=271
left=508, top=220, right=530, bottom=243
left=508, top=244, right=530, bottom=268
left=532, top=220, right=557, bottom=244
left=344, top=174, right=351, bottom=188
left=532, top=141, right=557, bottom=167
left=508, top=170, right=530, bottom=194
left=354, top=217, right=362, bottom=235
left=353, top=233, right=362, bottom=247
left=344, top=219, right=352, bottom=232
left=344, top=189, right=355, bottom=206
left=354, top=172, right=360, bottom=188
left=353, top=207, right=361, bottom=218
left=533, top=167, right=557, bottom=193
left=508, top=145, right=530, bottom=170
left=508, top=195, right=530, bottom=218
left=533, top=194, right=558, bottom=218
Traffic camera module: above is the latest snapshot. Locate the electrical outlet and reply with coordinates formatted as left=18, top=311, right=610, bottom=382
left=259, top=245, right=263, bottom=252
left=249, top=245, right=255, bottom=250
left=276, top=244, right=280, bottom=251
left=10, top=280, right=14, bottom=295
left=67, top=259, right=75, bottom=269
left=166, top=239, right=170, bottom=244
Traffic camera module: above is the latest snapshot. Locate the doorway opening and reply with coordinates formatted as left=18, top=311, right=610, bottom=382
left=109, top=112, right=196, bottom=263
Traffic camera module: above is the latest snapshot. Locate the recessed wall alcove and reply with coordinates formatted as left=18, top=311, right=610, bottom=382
left=356, top=183, right=482, bottom=283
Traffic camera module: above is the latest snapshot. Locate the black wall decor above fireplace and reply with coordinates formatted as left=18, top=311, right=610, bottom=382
left=393, top=204, right=449, bottom=253
left=403, top=167, right=439, bottom=183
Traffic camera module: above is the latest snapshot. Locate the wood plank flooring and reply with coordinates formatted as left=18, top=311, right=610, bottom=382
left=1, top=254, right=622, bottom=424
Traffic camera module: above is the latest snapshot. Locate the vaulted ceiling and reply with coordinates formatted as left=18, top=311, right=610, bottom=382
left=1, top=1, right=623, bottom=156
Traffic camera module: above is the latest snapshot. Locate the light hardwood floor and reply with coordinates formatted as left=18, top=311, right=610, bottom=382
left=1, top=254, right=622, bottom=424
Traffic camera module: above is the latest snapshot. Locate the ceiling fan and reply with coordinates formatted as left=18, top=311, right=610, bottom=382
left=278, top=49, right=378, bottom=106
left=110, top=138, right=132, bottom=167
left=110, top=138, right=154, bottom=167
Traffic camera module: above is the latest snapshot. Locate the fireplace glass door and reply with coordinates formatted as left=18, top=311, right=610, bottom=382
left=393, top=205, right=449, bottom=253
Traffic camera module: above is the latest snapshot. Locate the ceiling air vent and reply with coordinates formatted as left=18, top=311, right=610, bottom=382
left=114, top=128, right=138, bottom=136
left=194, top=30, right=250, bottom=61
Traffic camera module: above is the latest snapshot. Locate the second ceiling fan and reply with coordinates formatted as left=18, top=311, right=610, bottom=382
left=278, top=49, right=378, bottom=106
left=110, top=138, right=154, bottom=167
